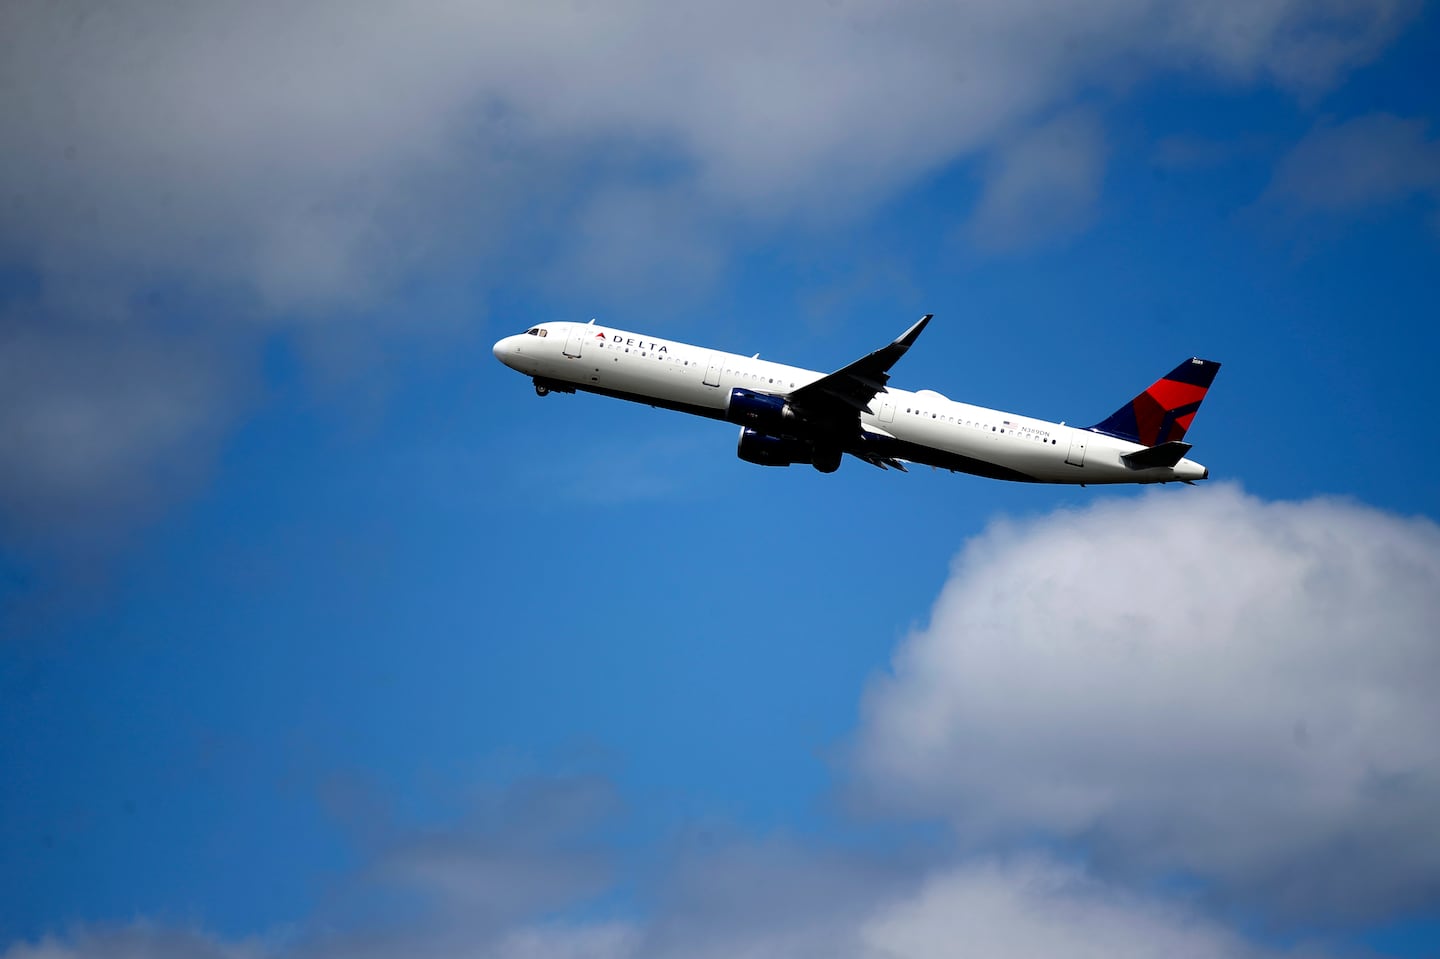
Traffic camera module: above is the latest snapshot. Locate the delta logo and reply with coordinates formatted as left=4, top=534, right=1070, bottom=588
left=598, top=332, right=669, bottom=353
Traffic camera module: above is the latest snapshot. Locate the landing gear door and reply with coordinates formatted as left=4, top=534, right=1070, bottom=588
left=703, top=354, right=724, bottom=387
left=564, top=327, right=585, bottom=358
left=1065, top=431, right=1087, bottom=467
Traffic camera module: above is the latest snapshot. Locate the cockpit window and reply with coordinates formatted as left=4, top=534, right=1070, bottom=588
left=526, top=327, right=539, bottom=335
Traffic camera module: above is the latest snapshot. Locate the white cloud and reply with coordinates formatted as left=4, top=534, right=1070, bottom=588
left=0, top=310, right=238, bottom=540
left=0, top=0, right=1418, bottom=536
left=18, top=482, right=1439, bottom=954
left=861, top=858, right=1267, bottom=959
left=0, top=855, right=1320, bottom=959
left=640, top=849, right=1296, bottom=959
left=1156, top=0, right=1411, bottom=93
left=853, top=485, right=1440, bottom=918
left=369, top=775, right=620, bottom=922
left=0, top=0, right=1417, bottom=308
left=967, top=108, right=1107, bottom=251
left=1267, top=113, right=1440, bottom=217
left=0, top=926, right=264, bottom=959
left=491, top=922, right=639, bottom=959
left=553, top=185, right=728, bottom=304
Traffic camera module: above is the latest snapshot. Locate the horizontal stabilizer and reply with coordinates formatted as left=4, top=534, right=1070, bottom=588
left=1122, top=441, right=1192, bottom=470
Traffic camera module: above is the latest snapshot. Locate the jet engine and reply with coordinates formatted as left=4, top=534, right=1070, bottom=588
left=736, top=428, right=813, bottom=467
left=724, top=388, right=800, bottom=434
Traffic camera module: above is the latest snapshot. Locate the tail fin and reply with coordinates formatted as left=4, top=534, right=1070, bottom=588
left=1087, top=358, right=1220, bottom=447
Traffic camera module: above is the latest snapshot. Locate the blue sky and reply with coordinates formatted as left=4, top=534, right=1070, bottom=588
left=3, top=2, right=1440, bottom=957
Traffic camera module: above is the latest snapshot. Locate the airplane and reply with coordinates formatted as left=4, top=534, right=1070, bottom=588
left=492, top=315, right=1220, bottom=485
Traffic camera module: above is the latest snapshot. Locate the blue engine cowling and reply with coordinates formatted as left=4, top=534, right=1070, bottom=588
left=724, top=388, right=799, bottom=434
left=736, top=428, right=813, bottom=467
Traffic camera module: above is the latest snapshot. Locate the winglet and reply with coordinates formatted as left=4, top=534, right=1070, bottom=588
left=788, top=314, right=934, bottom=423
left=864, top=314, right=932, bottom=379
left=896, top=314, right=933, bottom=352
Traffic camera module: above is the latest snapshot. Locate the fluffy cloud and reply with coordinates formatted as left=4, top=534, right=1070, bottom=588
left=15, top=484, right=1437, bottom=953
left=0, top=856, right=1309, bottom=959
left=860, top=858, right=1269, bottom=959
left=0, top=0, right=1416, bottom=535
left=967, top=108, right=1108, bottom=251
left=853, top=485, right=1440, bottom=919
left=0, top=0, right=1416, bottom=307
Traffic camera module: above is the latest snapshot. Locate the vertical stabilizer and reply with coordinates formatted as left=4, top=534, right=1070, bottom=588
left=1088, top=358, right=1220, bottom=447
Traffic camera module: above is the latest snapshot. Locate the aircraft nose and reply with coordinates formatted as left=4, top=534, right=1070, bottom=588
left=492, top=335, right=519, bottom=366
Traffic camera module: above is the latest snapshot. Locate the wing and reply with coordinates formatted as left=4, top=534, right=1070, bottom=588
left=787, top=314, right=932, bottom=424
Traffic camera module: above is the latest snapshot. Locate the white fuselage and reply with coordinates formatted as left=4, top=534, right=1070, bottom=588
left=493, top=321, right=1209, bottom=485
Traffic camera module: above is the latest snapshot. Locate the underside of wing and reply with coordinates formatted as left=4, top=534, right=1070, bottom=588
left=851, top=427, right=910, bottom=471
left=855, top=452, right=910, bottom=471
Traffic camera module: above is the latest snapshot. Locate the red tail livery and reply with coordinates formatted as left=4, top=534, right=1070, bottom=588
left=1088, top=358, right=1221, bottom=447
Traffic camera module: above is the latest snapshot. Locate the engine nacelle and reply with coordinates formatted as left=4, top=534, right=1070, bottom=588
left=736, top=428, right=813, bottom=467
left=724, top=388, right=800, bottom=434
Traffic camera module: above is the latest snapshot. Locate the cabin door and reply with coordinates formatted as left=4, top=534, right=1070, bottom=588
left=703, top=354, right=724, bottom=387
left=563, top=328, right=586, bottom=358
